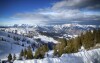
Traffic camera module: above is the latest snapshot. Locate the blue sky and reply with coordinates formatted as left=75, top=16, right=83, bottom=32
left=0, top=0, right=60, bottom=17
left=0, top=0, right=100, bottom=26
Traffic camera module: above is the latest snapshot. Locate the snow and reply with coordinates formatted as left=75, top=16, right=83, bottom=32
left=34, top=35, right=58, bottom=44
left=52, top=23, right=97, bottom=29
left=44, top=50, right=54, bottom=58
left=0, top=30, right=35, bottom=59
left=0, top=24, right=100, bottom=63
left=79, top=46, right=86, bottom=52
left=62, top=23, right=97, bottom=28
left=0, top=41, right=24, bottom=59
left=0, top=28, right=58, bottom=60
left=14, top=48, right=100, bottom=63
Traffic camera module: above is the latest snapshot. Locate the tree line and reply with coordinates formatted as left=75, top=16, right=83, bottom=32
left=54, top=29, right=100, bottom=57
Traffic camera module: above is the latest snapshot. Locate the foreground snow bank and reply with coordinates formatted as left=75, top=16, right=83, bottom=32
left=14, top=48, right=100, bottom=63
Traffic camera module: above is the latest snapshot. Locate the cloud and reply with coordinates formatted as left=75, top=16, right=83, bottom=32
left=52, top=0, right=100, bottom=10
left=10, top=0, right=100, bottom=25
left=52, top=0, right=85, bottom=10
left=10, top=12, right=49, bottom=25
left=85, top=4, right=100, bottom=10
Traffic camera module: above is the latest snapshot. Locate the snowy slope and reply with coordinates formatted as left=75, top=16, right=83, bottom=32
left=14, top=48, right=100, bottom=63
left=34, top=35, right=58, bottom=44
left=0, top=30, right=35, bottom=59
left=0, top=41, right=24, bottom=59
left=0, top=29, right=58, bottom=60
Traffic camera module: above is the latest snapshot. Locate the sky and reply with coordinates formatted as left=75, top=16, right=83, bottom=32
left=0, top=0, right=100, bottom=26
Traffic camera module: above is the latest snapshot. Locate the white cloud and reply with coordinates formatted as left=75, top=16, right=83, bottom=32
left=9, top=0, right=100, bottom=25
left=51, top=0, right=88, bottom=10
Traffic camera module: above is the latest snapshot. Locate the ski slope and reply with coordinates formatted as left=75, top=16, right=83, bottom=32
left=0, top=30, right=32, bottom=59
left=0, top=41, right=24, bottom=59
left=0, top=29, right=58, bottom=60
left=14, top=48, right=100, bottom=63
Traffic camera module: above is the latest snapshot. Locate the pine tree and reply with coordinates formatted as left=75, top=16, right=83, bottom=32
left=13, top=54, right=16, bottom=61
left=19, top=49, right=24, bottom=60
left=27, top=48, right=33, bottom=59
left=23, top=48, right=27, bottom=58
left=43, top=44, right=49, bottom=52
left=96, top=29, right=100, bottom=43
left=13, top=36, right=16, bottom=41
left=54, top=38, right=68, bottom=56
left=64, top=39, right=75, bottom=53
left=8, top=34, right=10, bottom=37
left=53, top=46, right=58, bottom=56
left=34, top=44, right=49, bottom=59
left=8, top=53, right=12, bottom=62
left=58, top=38, right=67, bottom=46
left=82, top=30, right=94, bottom=49
left=53, top=29, right=100, bottom=57
left=73, top=37, right=82, bottom=52
left=34, top=47, right=41, bottom=59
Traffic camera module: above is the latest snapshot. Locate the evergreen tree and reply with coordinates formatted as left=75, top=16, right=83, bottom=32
left=27, top=48, right=33, bottom=59
left=19, top=49, right=24, bottom=60
left=13, top=36, right=16, bottom=41
left=34, top=44, right=49, bottom=59
left=23, top=48, right=27, bottom=58
left=82, top=30, right=94, bottom=49
left=95, top=29, right=100, bottom=43
left=73, top=37, right=82, bottom=52
left=13, top=54, right=16, bottom=61
left=53, top=46, right=58, bottom=56
left=67, top=39, right=75, bottom=53
left=34, top=47, right=41, bottom=59
left=8, top=34, right=10, bottom=37
left=58, top=38, right=67, bottom=46
left=8, top=53, right=12, bottom=62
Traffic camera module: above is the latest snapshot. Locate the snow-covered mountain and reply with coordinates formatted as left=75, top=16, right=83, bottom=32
left=0, top=23, right=100, bottom=40
left=35, top=23, right=100, bottom=39
left=36, top=23, right=99, bottom=32
left=0, top=23, right=100, bottom=63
